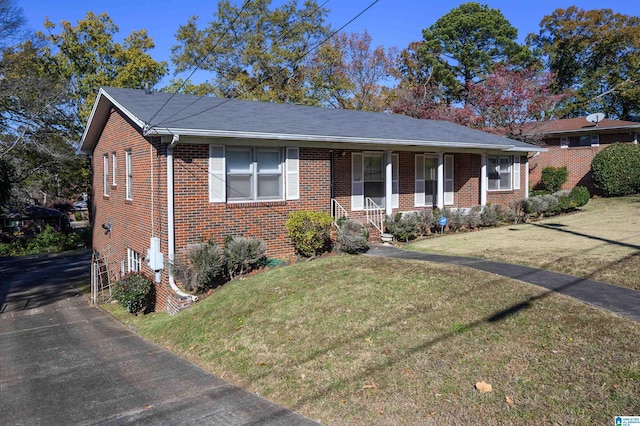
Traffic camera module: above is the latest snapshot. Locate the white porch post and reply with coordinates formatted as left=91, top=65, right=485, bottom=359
left=480, top=154, right=487, bottom=206
left=437, top=153, right=444, bottom=209
left=525, top=156, right=530, bottom=199
left=385, top=150, right=393, bottom=217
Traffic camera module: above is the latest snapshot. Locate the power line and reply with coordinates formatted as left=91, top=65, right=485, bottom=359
left=147, top=0, right=381, bottom=131
left=143, top=0, right=254, bottom=134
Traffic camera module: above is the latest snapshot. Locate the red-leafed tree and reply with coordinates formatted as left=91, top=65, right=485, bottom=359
left=466, top=63, right=566, bottom=140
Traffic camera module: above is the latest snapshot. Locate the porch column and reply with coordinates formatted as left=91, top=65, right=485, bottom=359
left=385, top=150, right=393, bottom=217
left=524, top=156, right=530, bottom=199
left=480, top=154, right=487, bottom=206
left=437, top=153, right=444, bottom=209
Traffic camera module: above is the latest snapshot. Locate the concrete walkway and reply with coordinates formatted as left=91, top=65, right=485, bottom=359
left=0, top=251, right=319, bottom=425
left=365, top=244, right=640, bottom=323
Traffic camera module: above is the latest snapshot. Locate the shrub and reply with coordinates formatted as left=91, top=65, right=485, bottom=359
left=591, top=142, right=640, bottom=196
left=445, top=208, right=465, bottom=232
left=480, top=204, right=501, bottom=227
left=225, top=236, right=266, bottom=279
left=336, top=219, right=369, bottom=254
left=384, top=212, right=419, bottom=242
left=541, top=166, right=568, bottom=192
left=26, top=225, right=81, bottom=253
left=171, top=241, right=225, bottom=292
left=570, top=186, right=590, bottom=207
left=285, top=210, right=333, bottom=257
left=467, top=206, right=482, bottom=229
left=112, top=273, right=153, bottom=314
left=556, top=195, right=575, bottom=212
left=415, top=209, right=436, bottom=236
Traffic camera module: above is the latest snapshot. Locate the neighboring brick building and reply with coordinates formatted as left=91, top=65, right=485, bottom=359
left=81, top=87, right=544, bottom=313
left=525, top=117, right=640, bottom=192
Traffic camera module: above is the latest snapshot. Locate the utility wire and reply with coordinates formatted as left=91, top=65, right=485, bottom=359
left=148, top=0, right=331, bottom=130
left=147, top=0, right=381, bottom=131
left=143, top=0, right=254, bottom=134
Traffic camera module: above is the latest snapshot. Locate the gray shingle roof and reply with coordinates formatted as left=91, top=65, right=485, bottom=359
left=81, top=87, right=544, bottom=153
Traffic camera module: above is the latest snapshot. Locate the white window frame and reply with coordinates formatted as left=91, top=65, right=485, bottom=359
left=209, top=146, right=296, bottom=203
left=352, top=152, right=398, bottom=211
left=560, top=137, right=569, bottom=149
left=125, top=150, right=132, bottom=200
left=127, top=248, right=141, bottom=273
left=591, top=134, right=600, bottom=147
left=487, top=155, right=514, bottom=191
left=111, top=152, right=117, bottom=186
left=103, top=154, right=109, bottom=197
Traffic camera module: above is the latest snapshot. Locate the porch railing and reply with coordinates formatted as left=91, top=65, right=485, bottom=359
left=365, top=197, right=385, bottom=234
left=331, top=198, right=349, bottom=228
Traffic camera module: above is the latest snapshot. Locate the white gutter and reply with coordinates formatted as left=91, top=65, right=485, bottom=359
left=145, top=127, right=546, bottom=152
left=166, top=134, right=197, bottom=302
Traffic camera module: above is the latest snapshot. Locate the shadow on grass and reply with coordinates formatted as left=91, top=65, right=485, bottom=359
left=532, top=223, right=640, bottom=251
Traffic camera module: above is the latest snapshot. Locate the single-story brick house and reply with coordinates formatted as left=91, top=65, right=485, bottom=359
left=81, top=87, right=544, bottom=313
left=525, top=117, right=640, bottom=191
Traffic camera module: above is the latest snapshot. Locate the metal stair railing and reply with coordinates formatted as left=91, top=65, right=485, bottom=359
left=331, top=198, right=349, bottom=228
left=365, top=197, right=385, bottom=234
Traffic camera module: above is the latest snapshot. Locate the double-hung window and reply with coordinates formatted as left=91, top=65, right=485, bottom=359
left=125, top=150, right=133, bottom=200
left=487, top=156, right=513, bottom=191
left=561, top=134, right=599, bottom=148
left=127, top=248, right=141, bottom=273
left=225, top=147, right=283, bottom=202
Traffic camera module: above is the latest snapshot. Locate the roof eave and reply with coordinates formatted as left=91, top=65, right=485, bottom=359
left=148, top=127, right=543, bottom=152
left=524, top=124, right=640, bottom=137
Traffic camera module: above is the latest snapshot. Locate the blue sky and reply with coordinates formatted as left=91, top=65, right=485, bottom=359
left=18, top=0, right=639, bottom=86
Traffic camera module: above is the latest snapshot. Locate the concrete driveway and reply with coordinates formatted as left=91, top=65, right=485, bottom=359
left=0, top=251, right=319, bottom=425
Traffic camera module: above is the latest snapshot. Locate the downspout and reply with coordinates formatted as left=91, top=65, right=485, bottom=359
left=167, top=134, right=197, bottom=302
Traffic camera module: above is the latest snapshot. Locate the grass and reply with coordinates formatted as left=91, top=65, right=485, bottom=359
left=104, top=254, right=640, bottom=425
left=407, top=195, right=640, bottom=290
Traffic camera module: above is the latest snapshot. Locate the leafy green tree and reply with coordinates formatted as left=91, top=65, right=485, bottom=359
left=527, top=7, right=640, bottom=120
left=171, top=0, right=331, bottom=103
left=38, top=12, right=168, bottom=125
left=307, top=31, right=397, bottom=111
left=418, top=2, right=532, bottom=104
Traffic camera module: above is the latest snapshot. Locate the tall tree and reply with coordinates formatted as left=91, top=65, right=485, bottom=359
left=527, top=7, right=640, bottom=120
left=38, top=12, right=168, bottom=126
left=0, top=0, right=26, bottom=48
left=171, top=0, right=331, bottom=104
left=418, top=2, right=532, bottom=104
left=466, top=63, right=566, bottom=140
left=307, top=31, right=397, bottom=111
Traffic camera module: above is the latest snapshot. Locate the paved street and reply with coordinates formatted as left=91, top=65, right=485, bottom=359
left=0, top=251, right=319, bottom=425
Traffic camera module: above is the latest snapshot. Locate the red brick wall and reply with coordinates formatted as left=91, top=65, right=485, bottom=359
left=172, top=145, right=331, bottom=259
left=529, top=133, right=638, bottom=191
left=91, top=109, right=172, bottom=311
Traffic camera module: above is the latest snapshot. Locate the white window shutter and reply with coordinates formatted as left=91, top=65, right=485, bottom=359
left=351, top=153, right=364, bottom=210
left=209, top=145, right=225, bottom=202
left=286, top=147, right=299, bottom=200
left=415, top=154, right=425, bottom=207
left=444, top=154, right=454, bottom=205
left=392, top=153, right=399, bottom=208
left=513, top=155, right=521, bottom=190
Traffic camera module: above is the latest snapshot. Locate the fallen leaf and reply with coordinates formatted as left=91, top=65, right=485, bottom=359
left=506, top=396, right=514, bottom=405
left=229, top=346, right=236, bottom=352
left=378, top=410, right=385, bottom=415
left=362, top=381, right=378, bottom=390
left=144, top=405, right=153, bottom=410
left=475, top=381, right=493, bottom=393
left=188, top=345, right=196, bottom=351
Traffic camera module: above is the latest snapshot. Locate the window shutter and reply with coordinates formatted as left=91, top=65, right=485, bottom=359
left=444, top=155, right=454, bottom=205
left=392, top=153, right=399, bottom=208
left=286, top=147, right=299, bottom=200
left=209, top=145, right=225, bottom=202
left=415, top=154, right=425, bottom=207
left=513, top=155, right=521, bottom=190
left=351, top=153, right=364, bottom=210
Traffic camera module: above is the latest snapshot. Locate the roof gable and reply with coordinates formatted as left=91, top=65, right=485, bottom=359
left=81, top=87, right=544, bottom=154
left=525, top=117, right=640, bottom=136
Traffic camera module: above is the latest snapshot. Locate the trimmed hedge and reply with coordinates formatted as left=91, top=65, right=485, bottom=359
left=591, top=143, right=640, bottom=197
left=285, top=210, right=333, bottom=257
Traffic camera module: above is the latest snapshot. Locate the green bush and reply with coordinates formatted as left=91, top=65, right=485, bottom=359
left=171, top=242, right=225, bottom=292
left=384, top=212, right=419, bottom=242
left=570, top=186, right=590, bottom=207
left=591, top=143, right=640, bottom=196
left=541, top=166, right=568, bottom=192
left=336, top=219, right=369, bottom=254
left=225, top=236, right=266, bottom=279
left=112, top=273, right=153, bottom=314
left=285, top=210, right=333, bottom=257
